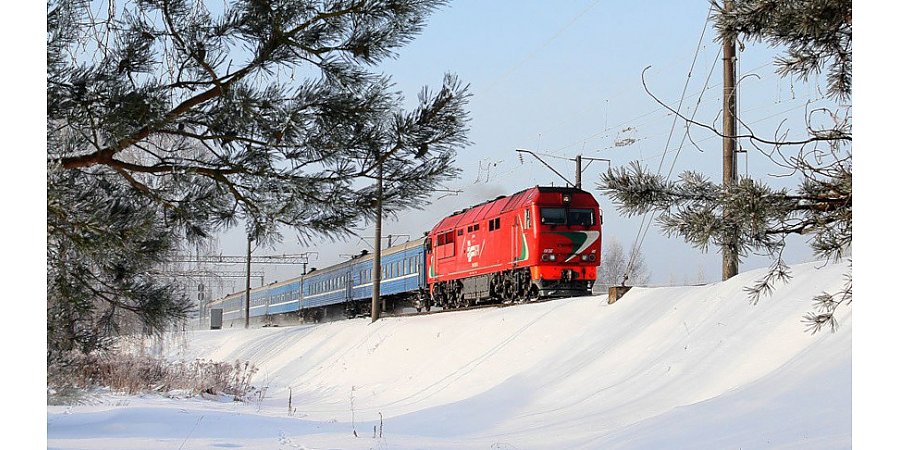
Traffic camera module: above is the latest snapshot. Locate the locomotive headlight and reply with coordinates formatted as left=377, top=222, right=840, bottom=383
left=541, top=254, right=557, bottom=262
left=581, top=254, right=596, bottom=262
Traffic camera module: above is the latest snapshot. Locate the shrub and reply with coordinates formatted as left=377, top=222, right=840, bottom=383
left=48, top=351, right=258, bottom=403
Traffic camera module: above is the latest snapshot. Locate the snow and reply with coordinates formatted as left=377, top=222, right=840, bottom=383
left=47, top=261, right=851, bottom=449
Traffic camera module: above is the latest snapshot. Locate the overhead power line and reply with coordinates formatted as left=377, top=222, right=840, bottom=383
left=624, top=4, right=715, bottom=285
left=169, top=254, right=315, bottom=265
left=483, top=0, right=602, bottom=93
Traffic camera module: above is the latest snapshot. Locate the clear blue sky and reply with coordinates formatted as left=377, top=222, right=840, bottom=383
left=215, top=0, right=835, bottom=293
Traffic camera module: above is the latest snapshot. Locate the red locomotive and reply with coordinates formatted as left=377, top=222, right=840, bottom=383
left=426, top=186, right=601, bottom=308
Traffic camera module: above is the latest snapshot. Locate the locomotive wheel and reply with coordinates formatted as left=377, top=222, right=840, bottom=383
left=506, top=273, right=518, bottom=303
left=490, top=274, right=503, bottom=302
left=526, top=285, right=539, bottom=302
left=435, top=283, right=449, bottom=309
left=451, top=281, right=463, bottom=308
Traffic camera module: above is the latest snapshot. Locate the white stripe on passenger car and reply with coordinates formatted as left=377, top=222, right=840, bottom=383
left=354, top=271, right=420, bottom=289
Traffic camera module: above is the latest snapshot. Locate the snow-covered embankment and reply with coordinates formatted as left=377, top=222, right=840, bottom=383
left=47, top=261, right=851, bottom=449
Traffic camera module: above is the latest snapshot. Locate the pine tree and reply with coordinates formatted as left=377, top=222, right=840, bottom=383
left=47, top=0, right=470, bottom=363
left=599, top=0, right=850, bottom=332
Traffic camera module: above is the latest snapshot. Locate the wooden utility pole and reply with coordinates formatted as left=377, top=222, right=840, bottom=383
left=722, top=0, right=739, bottom=280
left=574, top=154, right=582, bottom=189
left=371, top=161, right=383, bottom=322
left=244, top=235, right=252, bottom=328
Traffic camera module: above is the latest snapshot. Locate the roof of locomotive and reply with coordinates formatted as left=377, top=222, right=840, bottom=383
left=430, top=186, right=598, bottom=233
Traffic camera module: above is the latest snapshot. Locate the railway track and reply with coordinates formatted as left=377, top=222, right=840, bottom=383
left=383, top=295, right=573, bottom=319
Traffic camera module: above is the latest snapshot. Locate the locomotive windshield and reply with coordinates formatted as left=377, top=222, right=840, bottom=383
left=567, top=208, right=595, bottom=226
left=540, top=207, right=566, bottom=225
left=540, top=207, right=595, bottom=226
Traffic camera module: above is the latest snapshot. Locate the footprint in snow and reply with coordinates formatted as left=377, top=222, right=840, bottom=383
left=278, top=431, right=304, bottom=448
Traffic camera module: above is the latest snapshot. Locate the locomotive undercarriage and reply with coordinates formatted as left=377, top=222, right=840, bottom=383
left=431, top=267, right=539, bottom=309
left=431, top=267, right=594, bottom=310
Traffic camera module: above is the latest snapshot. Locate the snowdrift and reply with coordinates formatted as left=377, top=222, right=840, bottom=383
left=48, top=261, right=851, bottom=449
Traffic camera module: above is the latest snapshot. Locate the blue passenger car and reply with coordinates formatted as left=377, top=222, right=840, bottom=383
left=207, top=238, right=427, bottom=327
left=349, top=239, right=426, bottom=301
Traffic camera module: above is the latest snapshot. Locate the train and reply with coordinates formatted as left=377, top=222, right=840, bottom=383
left=207, top=186, right=602, bottom=327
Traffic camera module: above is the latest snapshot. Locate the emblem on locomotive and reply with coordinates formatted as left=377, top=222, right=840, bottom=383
left=465, top=239, right=483, bottom=263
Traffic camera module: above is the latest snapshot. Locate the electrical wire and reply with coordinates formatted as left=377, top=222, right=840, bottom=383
left=482, top=0, right=603, bottom=94
left=546, top=59, right=776, bottom=157
left=622, top=5, right=714, bottom=284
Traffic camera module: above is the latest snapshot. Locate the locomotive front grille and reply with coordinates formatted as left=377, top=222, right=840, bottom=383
left=535, top=278, right=592, bottom=298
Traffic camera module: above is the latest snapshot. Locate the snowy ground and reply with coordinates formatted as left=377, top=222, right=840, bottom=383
left=47, top=261, right=851, bottom=449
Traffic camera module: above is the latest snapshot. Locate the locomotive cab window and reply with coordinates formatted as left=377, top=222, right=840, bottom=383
left=568, top=208, right=595, bottom=226
left=540, top=207, right=566, bottom=225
